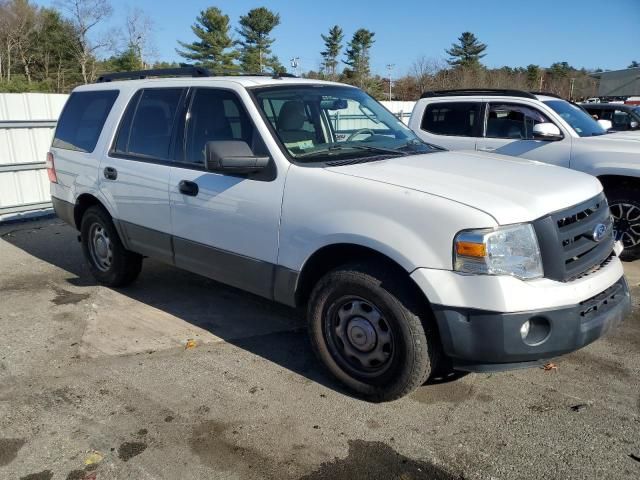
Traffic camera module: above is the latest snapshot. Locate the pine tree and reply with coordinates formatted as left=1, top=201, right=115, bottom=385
left=343, top=28, right=375, bottom=89
left=176, top=7, right=238, bottom=73
left=320, top=25, right=343, bottom=79
left=236, top=7, right=281, bottom=73
left=446, top=32, right=487, bottom=68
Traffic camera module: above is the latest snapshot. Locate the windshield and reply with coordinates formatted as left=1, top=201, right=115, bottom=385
left=252, top=85, right=436, bottom=162
left=543, top=100, right=607, bottom=137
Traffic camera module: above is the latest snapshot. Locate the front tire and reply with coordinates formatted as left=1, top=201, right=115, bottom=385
left=607, top=186, right=640, bottom=261
left=80, top=206, right=142, bottom=287
left=307, top=263, right=440, bottom=402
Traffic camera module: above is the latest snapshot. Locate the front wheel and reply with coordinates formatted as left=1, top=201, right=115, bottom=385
left=307, top=263, right=440, bottom=402
left=607, top=186, right=640, bottom=261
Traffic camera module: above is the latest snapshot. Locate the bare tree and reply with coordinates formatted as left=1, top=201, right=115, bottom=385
left=411, top=56, right=445, bottom=93
left=125, top=7, right=156, bottom=69
left=57, top=0, right=112, bottom=83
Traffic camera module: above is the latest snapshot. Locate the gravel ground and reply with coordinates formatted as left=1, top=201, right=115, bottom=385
left=0, top=218, right=638, bottom=480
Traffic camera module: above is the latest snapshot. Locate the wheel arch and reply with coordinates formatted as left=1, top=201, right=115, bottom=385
left=293, top=243, right=431, bottom=311
left=598, top=174, right=640, bottom=192
left=74, top=193, right=108, bottom=230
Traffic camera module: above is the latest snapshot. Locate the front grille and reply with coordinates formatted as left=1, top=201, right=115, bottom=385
left=534, top=193, right=615, bottom=282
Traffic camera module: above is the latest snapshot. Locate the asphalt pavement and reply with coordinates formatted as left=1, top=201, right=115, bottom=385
left=0, top=218, right=638, bottom=480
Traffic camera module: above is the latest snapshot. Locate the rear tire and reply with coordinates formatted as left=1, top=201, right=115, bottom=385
left=80, top=206, right=142, bottom=287
left=606, top=186, right=640, bottom=261
left=307, top=262, right=441, bottom=402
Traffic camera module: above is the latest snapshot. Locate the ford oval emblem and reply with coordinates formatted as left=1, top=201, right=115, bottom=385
left=592, top=223, right=608, bottom=242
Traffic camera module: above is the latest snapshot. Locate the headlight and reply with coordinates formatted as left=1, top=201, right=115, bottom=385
left=454, top=223, right=543, bottom=280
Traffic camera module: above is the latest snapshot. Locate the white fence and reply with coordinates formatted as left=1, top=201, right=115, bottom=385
left=0, top=93, right=68, bottom=222
left=0, top=94, right=417, bottom=223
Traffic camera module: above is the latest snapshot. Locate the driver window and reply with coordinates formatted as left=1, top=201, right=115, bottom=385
left=486, top=103, right=552, bottom=140
left=184, top=88, right=256, bottom=164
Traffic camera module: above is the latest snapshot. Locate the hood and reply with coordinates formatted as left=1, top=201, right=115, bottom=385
left=326, top=151, right=603, bottom=225
left=602, top=131, right=640, bottom=142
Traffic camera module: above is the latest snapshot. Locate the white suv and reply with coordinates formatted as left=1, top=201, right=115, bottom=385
left=409, top=89, right=640, bottom=260
left=49, top=70, right=631, bottom=401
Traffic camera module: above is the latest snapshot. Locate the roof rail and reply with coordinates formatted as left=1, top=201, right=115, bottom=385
left=96, top=67, right=298, bottom=83
left=529, top=91, right=565, bottom=99
left=97, top=67, right=211, bottom=83
left=420, top=89, right=538, bottom=100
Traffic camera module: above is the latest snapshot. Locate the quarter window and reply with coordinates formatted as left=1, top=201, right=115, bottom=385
left=53, top=90, right=119, bottom=153
left=421, top=102, right=480, bottom=137
left=114, top=88, right=184, bottom=160
left=486, top=103, right=551, bottom=140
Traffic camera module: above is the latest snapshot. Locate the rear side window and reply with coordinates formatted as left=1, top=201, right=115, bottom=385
left=113, top=88, right=184, bottom=160
left=53, top=90, right=119, bottom=152
left=421, top=102, right=480, bottom=137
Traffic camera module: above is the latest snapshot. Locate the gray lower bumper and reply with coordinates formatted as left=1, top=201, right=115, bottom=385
left=51, top=196, right=76, bottom=228
left=432, top=277, right=631, bottom=372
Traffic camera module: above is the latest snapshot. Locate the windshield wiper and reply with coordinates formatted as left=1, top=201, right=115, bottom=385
left=349, top=144, right=408, bottom=156
left=295, top=144, right=406, bottom=159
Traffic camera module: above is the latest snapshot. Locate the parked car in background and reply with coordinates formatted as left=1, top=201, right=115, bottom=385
left=49, top=69, right=630, bottom=401
left=409, top=89, right=640, bottom=261
left=580, top=103, right=640, bottom=132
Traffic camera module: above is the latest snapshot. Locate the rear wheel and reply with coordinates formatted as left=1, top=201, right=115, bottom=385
left=307, top=263, right=441, bottom=402
left=80, top=206, right=142, bottom=287
left=607, top=186, right=640, bottom=261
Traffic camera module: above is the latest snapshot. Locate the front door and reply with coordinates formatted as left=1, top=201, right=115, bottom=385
left=169, top=87, right=286, bottom=298
left=476, top=102, right=572, bottom=168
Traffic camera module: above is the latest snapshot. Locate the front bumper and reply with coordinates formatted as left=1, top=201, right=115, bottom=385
left=432, top=277, right=631, bottom=372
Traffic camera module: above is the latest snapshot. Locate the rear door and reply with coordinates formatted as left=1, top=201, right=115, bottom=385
left=101, top=87, right=186, bottom=263
left=476, top=101, right=572, bottom=168
left=412, top=101, right=481, bottom=150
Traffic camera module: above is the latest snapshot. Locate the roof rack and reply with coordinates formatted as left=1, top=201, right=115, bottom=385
left=96, top=67, right=297, bottom=83
left=97, top=67, right=211, bottom=83
left=420, top=89, right=538, bottom=99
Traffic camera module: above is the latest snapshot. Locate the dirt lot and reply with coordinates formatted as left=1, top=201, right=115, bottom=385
left=0, top=217, right=639, bottom=480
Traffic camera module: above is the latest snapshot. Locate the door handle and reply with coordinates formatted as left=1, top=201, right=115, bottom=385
left=103, top=166, right=118, bottom=180
left=478, top=147, right=496, bottom=152
left=179, top=180, right=199, bottom=197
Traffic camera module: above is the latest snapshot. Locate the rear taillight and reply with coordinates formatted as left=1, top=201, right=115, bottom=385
left=46, top=152, right=57, bottom=183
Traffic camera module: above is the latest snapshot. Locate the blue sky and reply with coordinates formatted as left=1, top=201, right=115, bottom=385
left=41, top=0, right=640, bottom=75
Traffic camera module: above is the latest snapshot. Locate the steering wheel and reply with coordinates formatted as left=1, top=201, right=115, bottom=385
left=346, top=128, right=375, bottom=142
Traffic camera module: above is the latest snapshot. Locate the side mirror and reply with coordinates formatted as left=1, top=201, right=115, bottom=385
left=532, top=123, right=563, bottom=141
left=205, top=141, right=269, bottom=174
left=597, top=119, right=612, bottom=131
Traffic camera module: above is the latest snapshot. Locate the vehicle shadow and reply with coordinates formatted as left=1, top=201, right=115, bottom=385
left=1, top=218, right=350, bottom=397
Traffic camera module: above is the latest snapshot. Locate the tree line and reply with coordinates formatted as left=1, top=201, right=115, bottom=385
left=0, top=0, right=633, bottom=99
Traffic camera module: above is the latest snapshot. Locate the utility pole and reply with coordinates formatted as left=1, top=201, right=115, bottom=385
left=386, top=63, right=395, bottom=101
left=570, top=77, right=576, bottom=101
